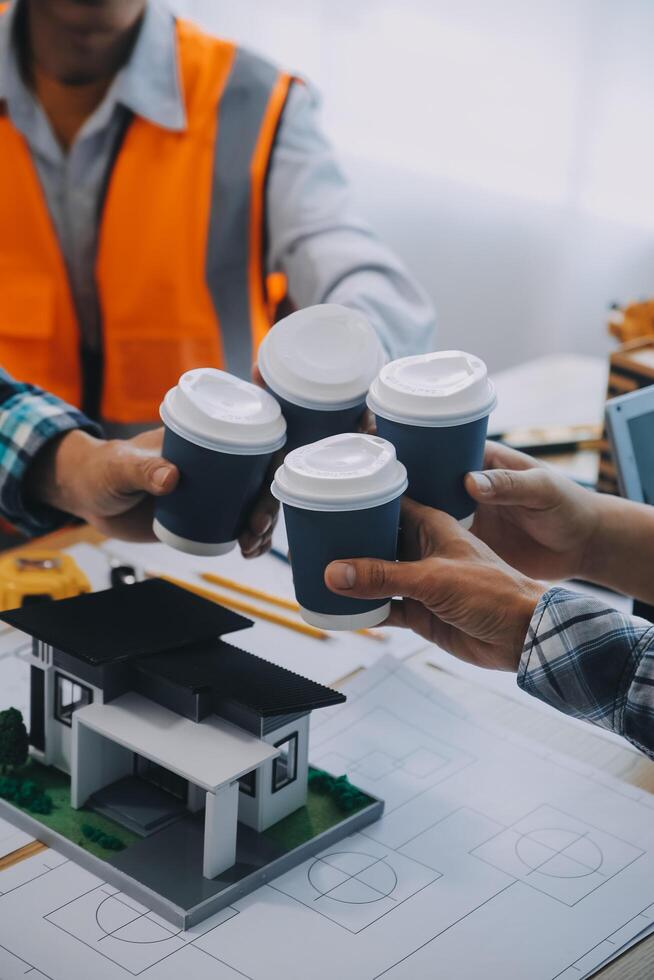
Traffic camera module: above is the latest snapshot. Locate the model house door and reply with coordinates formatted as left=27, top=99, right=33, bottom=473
left=134, top=755, right=188, bottom=801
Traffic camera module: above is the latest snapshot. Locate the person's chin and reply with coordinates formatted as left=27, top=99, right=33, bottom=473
left=57, top=47, right=114, bottom=85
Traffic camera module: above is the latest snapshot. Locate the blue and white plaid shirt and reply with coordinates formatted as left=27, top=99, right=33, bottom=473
left=0, top=369, right=99, bottom=536
left=519, top=586, right=654, bottom=759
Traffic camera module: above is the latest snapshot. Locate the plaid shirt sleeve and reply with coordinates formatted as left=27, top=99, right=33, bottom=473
left=518, top=586, right=654, bottom=759
left=0, top=370, right=101, bottom=537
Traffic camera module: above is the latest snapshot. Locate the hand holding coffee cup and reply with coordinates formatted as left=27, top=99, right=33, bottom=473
left=257, top=304, right=387, bottom=450
left=367, top=351, right=496, bottom=527
left=271, top=433, right=407, bottom=630
left=153, top=368, right=286, bottom=556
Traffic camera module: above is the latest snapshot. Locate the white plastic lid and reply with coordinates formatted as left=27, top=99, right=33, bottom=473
left=367, top=350, right=497, bottom=427
left=257, top=304, right=387, bottom=410
left=271, top=433, right=407, bottom=512
left=160, top=368, right=286, bottom=454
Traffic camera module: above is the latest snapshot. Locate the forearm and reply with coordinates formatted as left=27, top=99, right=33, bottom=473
left=283, top=229, right=437, bottom=359
left=0, top=372, right=101, bottom=535
left=25, top=429, right=103, bottom=520
left=582, top=493, right=654, bottom=604
left=267, top=83, right=437, bottom=359
left=519, top=587, right=654, bottom=757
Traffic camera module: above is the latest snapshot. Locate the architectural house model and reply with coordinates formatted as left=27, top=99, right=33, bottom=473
left=0, top=579, right=382, bottom=926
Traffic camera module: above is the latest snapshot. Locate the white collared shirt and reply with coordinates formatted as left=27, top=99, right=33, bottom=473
left=0, top=1, right=436, bottom=380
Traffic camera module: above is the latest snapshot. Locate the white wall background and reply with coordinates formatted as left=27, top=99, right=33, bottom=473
left=170, top=0, right=654, bottom=371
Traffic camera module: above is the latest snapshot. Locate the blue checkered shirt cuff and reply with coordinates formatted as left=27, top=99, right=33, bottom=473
left=0, top=375, right=101, bottom=537
left=518, top=586, right=654, bottom=758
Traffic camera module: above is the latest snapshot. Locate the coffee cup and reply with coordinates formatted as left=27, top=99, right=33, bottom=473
left=271, top=433, right=407, bottom=630
left=367, top=351, right=496, bottom=527
left=257, top=304, right=386, bottom=450
left=153, top=368, right=286, bottom=556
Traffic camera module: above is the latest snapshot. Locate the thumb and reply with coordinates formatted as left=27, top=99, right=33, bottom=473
left=324, top=558, right=428, bottom=601
left=108, top=448, right=179, bottom=498
left=465, top=466, right=556, bottom=509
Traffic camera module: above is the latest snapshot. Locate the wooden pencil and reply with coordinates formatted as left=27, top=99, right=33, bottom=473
left=200, top=571, right=386, bottom=641
left=154, top=573, right=329, bottom=641
left=200, top=571, right=299, bottom=611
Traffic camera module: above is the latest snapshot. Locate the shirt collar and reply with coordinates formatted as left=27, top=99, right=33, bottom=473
left=0, top=0, right=186, bottom=133
left=113, top=1, right=186, bottom=132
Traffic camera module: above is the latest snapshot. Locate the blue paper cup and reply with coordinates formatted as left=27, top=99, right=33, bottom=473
left=368, top=351, right=497, bottom=527
left=272, top=392, right=367, bottom=451
left=271, top=434, right=407, bottom=630
left=153, top=427, right=274, bottom=555
left=257, top=304, right=385, bottom=450
left=375, top=414, right=489, bottom=525
left=282, top=499, right=402, bottom=627
left=152, top=368, right=286, bottom=556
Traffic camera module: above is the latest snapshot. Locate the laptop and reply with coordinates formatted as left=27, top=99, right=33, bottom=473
left=606, top=385, right=654, bottom=622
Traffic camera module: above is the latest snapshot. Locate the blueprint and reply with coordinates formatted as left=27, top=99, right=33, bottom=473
left=1, top=656, right=654, bottom=979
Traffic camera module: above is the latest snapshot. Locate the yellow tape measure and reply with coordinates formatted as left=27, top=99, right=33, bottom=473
left=0, top=551, right=90, bottom=611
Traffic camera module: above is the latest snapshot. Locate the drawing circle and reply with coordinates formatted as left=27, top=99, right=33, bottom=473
left=95, top=895, right=183, bottom=943
left=308, top=851, right=398, bottom=904
left=514, top=828, right=603, bottom=878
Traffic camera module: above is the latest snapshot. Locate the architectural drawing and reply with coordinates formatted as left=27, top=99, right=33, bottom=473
left=470, top=803, right=644, bottom=906
left=1, top=655, right=654, bottom=980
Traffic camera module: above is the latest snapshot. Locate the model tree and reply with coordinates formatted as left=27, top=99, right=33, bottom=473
left=0, top=708, right=28, bottom=774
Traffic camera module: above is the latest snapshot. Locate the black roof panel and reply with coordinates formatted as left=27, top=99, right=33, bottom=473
left=136, top=639, right=346, bottom=716
left=0, top=579, right=252, bottom=665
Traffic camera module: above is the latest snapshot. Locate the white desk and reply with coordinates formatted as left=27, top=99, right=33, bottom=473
left=489, top=353, right=608, bottom=435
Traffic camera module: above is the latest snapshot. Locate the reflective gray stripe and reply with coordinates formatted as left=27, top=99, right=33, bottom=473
left=206, top=49, right=285, bottom=380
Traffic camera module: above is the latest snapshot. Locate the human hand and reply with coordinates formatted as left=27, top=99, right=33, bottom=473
left=28, top=427, right=281, bottom=555
left=238, top=449, right=283, bottom=559
left=251, top=364, right=266, bottom=389
left=324, top=497, right=545, bottom=671
left=26, top=428, right=178, bottom=541
left=465, top=442, right=600, bottom=582
left=357, top=408, right=376, bottom=435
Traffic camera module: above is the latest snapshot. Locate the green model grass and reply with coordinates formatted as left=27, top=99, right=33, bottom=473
left=4, top=758, right=138, bottom=859
left=264, top=768, right=375, bottom=851
left=4, top=760, right=373, bottom=862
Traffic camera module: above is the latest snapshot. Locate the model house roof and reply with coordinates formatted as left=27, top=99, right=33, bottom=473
left=75, top=693, right=278, bottom=793
left=0, top=579, right=251, bottom=665
left=1, top=578, right=346, bottom=720
left=136, top=640, right=346, bottom=717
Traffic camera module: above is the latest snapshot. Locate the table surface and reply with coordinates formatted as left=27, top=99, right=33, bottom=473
left=7, top=352, right=653, bottom=977
left=8, top=526, right=653, bottom=978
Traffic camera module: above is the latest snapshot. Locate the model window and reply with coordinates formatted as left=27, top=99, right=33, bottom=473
left=54, top=672, right=92, bottom=726
left=239, top=770, right=257, bottom=797
left=272, top=732, right=298, bottom=793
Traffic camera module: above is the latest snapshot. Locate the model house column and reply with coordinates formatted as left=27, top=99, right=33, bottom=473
left=71, top=716, right=132, bottom=808
left=203, top=781, right=239, bottom=879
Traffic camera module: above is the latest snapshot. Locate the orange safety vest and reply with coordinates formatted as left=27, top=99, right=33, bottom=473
left=0, top=14, right=292, bottom=423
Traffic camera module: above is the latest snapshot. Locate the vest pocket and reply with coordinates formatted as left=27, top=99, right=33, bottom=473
left=0, top=277, right=56, bottom=339
left=0, top=277, right=60, bottom=390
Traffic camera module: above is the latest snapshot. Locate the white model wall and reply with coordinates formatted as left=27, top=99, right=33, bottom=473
left=169, top=0, right=654, bottom=371
left=238, top=715, right=309, bottom=832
